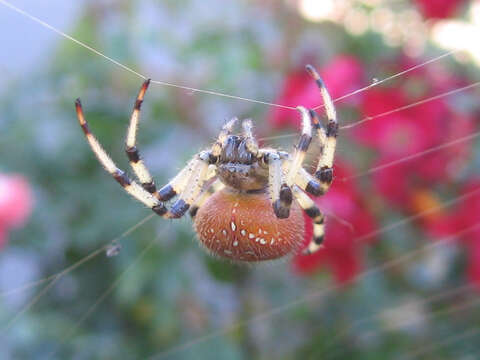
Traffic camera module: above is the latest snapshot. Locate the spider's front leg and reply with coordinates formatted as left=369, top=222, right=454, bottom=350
left=286, top=106, right=312, bottom=187
left=287, top=66, right=338, bottom=196
left=76, top=98, right=215, bottom=220
left=262, top=105, right=313, bottom=219
left=306, top=65, right=339, bottom=192
left=75, top=99, right=168, bottom=217
left=124, top=79, right=162, bottom=198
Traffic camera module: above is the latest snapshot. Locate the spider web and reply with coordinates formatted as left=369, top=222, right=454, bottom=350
left=0, top=0, right=479, bottom=358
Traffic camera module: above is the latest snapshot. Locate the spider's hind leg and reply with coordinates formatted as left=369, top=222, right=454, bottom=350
left=291, top=185, right=325, bottom=254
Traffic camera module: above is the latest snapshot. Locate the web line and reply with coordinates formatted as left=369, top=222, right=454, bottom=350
left=312, top=49, right=463, bottom=111
left=0, top=0, right=295, bottom=110
left=2, top=1, right=478, bottom=355
left=341, top=81, right=480, bottom=130
left=0, top=213, right=154, bottom=299
left=1, top=275, right=60, bottom=335
left=259, top=80, right=480, bottom=142
left=322, top=282, right=475, bottom=358
left=329, top=287, right=480, bottom=360
left=400, top=327, right=480, bottom=359
left=341, top=129, right=480, bottom=181
left=49, top=234, right=160, bottom=357
left=0, top=0, right=465, bottom=112
left=0, top=213, right=155, bottom=337
left=148, top=221, right=480, bottom=359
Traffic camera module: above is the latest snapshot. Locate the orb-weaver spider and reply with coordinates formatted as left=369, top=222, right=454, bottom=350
left=75, top=65, right=338, bottom=262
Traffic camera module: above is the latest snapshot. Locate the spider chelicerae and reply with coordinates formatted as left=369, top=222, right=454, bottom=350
left=75, top=65, right=338, bottom=262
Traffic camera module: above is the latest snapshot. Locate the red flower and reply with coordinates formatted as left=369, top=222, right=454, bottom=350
left=0, top=174, right=33, bottom=249
left=292, top=161, right=377, bottom=284
left=269, top=55, right=364, bottom=129
left=414, top=0, right=466, bottom=20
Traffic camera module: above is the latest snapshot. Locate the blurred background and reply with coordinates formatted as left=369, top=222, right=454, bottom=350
left=1, top=0, right=480, bottom=359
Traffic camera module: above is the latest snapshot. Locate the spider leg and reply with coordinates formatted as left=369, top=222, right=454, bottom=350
left=286, top=106, right=312, bottom=186
left=124, top=79, right=161, bottom=198
left=281, top=155, right=325, bottom=196
left=212, top=117, right=238, bottom=157
left=291, top=185, right=325, bottom=254
left=242, top=119, right=259, bottom=156
left=294, top=167, right=326, bottom=196
left=156, top=157, right=198, bottom=201
left=189, top=178, right=225, bottom=218
left=265, top=151, right=292, bottom=219
left=75, top=99, right=167, bottom=216
left=306, top=65, right=338, bottom=192
left=167, top=151, right=214, bottom=218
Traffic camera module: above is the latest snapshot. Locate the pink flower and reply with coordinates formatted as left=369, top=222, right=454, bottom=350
left=413, top=0, right=467, bottom=20
left=416, top=112, right=474, bottom=181
left=369, top=108, right=473, bottom=210
left=269, top=55, right=364, bottom=129
left=349, top=56, right=465, bottom=156
left=351, top=88, right=447, bottom=158
left=426, top=179, right=480, bottom=289
left=351, top=55, right=475, bottom=211
left=292, top=161, right=377, bottom=284
left=372, top=155, right=412, bottom=208
left=0, top=174, right=33, bottom=249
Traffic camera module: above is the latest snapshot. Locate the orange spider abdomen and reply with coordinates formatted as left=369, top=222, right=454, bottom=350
left=194, top=188, right=305, bottom=262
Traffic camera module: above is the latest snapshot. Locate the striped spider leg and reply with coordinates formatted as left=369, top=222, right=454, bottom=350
left=278, top=65, right=339, bottom=254
left=75, top=83, right=217, bottom=219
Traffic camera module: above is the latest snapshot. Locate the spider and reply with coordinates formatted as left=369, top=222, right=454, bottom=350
left=75, top=65, right=338, bottom=262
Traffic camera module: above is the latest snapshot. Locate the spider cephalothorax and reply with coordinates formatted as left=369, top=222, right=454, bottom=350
left=216, top=133, right=268, bottom=191
left=75, top=65, right=338, bottom=261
